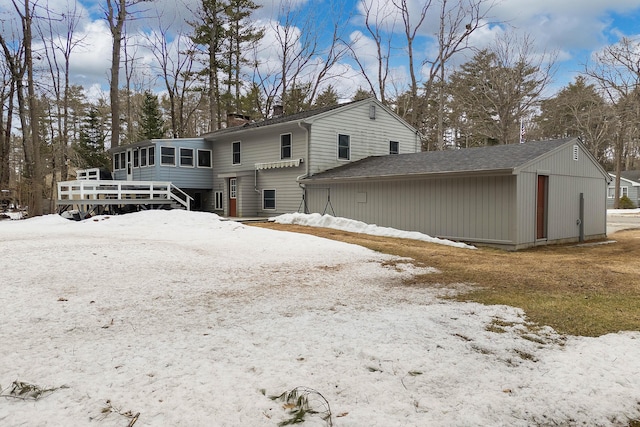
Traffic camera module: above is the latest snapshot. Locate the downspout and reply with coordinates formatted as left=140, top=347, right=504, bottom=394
left=296, top=121, right=310, bottom=213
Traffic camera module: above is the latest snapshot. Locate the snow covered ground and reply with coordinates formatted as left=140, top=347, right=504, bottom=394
left=0, top=210, right=639, bottom=426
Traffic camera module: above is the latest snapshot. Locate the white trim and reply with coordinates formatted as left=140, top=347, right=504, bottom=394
left=337, top=133, right=350, bottom=161
left=160, top=146, right=177, bottom=166
left=262, top=189, right=276, bottom=210
left=280, top=133, right=292, bottom=159
left=197, top=149, right=212, bottom=168
left=179, top=147, right=195, bottom=168
left=232, top=141, right=241, bottom=165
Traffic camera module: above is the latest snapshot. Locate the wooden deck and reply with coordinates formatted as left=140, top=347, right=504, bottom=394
left=57, top=170, right=192, bottom=217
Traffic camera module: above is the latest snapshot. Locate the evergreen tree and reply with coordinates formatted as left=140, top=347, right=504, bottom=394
left=139, top=90, right=165, bottom=140
left=351, top=88, right=374, bottom=102
left=313, top=85, right=339, bottom=108
left=74, top=107, right=110, bottom=170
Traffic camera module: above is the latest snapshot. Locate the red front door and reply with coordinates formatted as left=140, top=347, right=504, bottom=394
left=229, top=178, right=237, bottom=217
left=536, top=175, right=548, bottom=239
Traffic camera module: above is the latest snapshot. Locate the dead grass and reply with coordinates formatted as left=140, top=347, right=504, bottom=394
left=253, top=223, right=640, bottom=337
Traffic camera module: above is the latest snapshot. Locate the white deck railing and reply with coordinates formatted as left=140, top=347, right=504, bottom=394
left=57, top=180, right=192, bottom=210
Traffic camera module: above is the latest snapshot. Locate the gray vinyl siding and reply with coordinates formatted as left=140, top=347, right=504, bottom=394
left=305, top=175, right=517, bottom=244
left=255, top=167, right=305, bottom=215
left=516, top=142, right=608, bottom=246
left=212, top=125, right=308, bottom=216
left=111, top=139, right=213, bottom=189
left=308, top=101, right=419, bottom=175
left=606, top=179, right=639, bottom=208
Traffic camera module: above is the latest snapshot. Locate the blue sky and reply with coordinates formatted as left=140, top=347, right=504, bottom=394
left=3, top=0, right=640, bottom=100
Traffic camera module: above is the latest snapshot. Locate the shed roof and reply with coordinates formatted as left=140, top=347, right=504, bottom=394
left=303, top=138, right=583, bottom=182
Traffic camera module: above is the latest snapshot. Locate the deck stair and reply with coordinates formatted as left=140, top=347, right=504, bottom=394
left=57, top=168, right=193, bottom=218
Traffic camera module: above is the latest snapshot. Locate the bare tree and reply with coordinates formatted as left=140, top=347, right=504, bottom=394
left=252, top=0, right=352, bottom=116
left=352, top=0, right=495, bottom=135
left=105, top=0, right=152, bottom=148
left=0, top=48, right=17, bottom=193
left=392, top=0, right=431, bottom=125
left=146, top=16, right=203, bottom=138
left=347, top=0, right=396, bottom=104
left=427, top=0, right=495, bottom=148
left=448, top=34, right=555, bottom=146
left=0, top=0, right=44, bottom=215
left=37, top=2, right=85, bottom=205
left=585, top=37, right=640, bottom=207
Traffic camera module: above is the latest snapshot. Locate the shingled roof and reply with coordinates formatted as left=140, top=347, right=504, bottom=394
left=201, top=100, right=361, bottom=138
left=620, top=170, right=640, bottom=183
left=303, top=138, right=579, bottom=182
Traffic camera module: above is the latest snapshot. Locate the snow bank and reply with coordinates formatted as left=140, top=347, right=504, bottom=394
left=0, top=210, right=638, bottom=426
left=272, top=212, right=476, bottom=249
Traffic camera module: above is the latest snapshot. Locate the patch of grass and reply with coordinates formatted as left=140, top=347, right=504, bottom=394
left=0, top=381, right=68, bottom=401
left=254, top=224, right=640, bottom=337
left=268, top=387, right=333, bottom=426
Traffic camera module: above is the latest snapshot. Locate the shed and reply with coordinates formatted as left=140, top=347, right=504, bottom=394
left=301, top=138, right=610, bottom=250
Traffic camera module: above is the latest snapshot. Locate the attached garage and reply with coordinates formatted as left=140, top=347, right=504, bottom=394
left=301, top=138, right=610, bottom=250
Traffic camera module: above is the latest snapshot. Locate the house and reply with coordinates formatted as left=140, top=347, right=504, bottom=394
left=110, top=137, right=213, bottom=210
left=62, top=98, right=420, bottom=217
left=607, top=171, right=640, bottom=208
left=201, top=98, right=421, bottom=216
left=300, top=138, right=610, bottom=250
left=60, top=101, right=611, bottom=251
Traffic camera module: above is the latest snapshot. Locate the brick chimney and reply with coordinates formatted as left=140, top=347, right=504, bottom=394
left=227, top=113, right=251, bottom=127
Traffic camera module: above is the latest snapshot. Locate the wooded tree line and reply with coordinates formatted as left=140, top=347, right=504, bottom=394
left=1, top=0, right=639, bottom=215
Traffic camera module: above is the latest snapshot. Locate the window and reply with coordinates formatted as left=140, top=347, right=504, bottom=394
left=140, top=147, right=147, bottom=167
left=119, top=152, right=126, bottom=170
left=133, top=149, right=139, bottom=167
left=263, top=189, right=276, bottom=210
left=114, top=153, right=120, bottom=170
left=608, top=186, right=629, bottom=198
left=161, top=146, right=176, bottom=165
left=198, top=149, right=212, bottom=168
left=232, top=141, right=241, bottom=164
left=229, top=178, right=237, bottom=198
left=281, top=133, right=292, bottom=159
left=573, top=144, right=579, bottom=161
left=180, top=148, right=194, bottom=167
left=389, top=141, right=399, bottom=154
left=338, top=134, right=350, bottom=160
left=148, top=146, right=155, bottom=166
left=214, top=191, right=223, bottom=210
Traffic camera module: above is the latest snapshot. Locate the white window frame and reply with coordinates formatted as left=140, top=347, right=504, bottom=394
left=263, top=189, right=276, bottom=210
left=608, top=186, right=629, bottom=198
left=113, top=153, right=120, bottom=170
left=197, top=149, right=212, bottom=168
left=214, top=191, right=223, bottom=210
left=160, top=146, right=176, bottom=166
left=281, top=133, right=292, bottom=159
left=133, top=149, right=139, bottom=168
left=337, top=133, right=350, bottom=160
left=140, top=147, right=148, bottom=167
left=232, top=141, right=241, bottom=165
left=119, top=152, right=126, bottom=170
left=180, top=147, right=194, bottom=167
left=148, top=146, right=155, bottom=166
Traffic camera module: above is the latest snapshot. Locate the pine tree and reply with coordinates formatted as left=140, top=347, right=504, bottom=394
left=139, top=91, right=165, bottom=140
left=74, top=107, right=110, bottom=169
